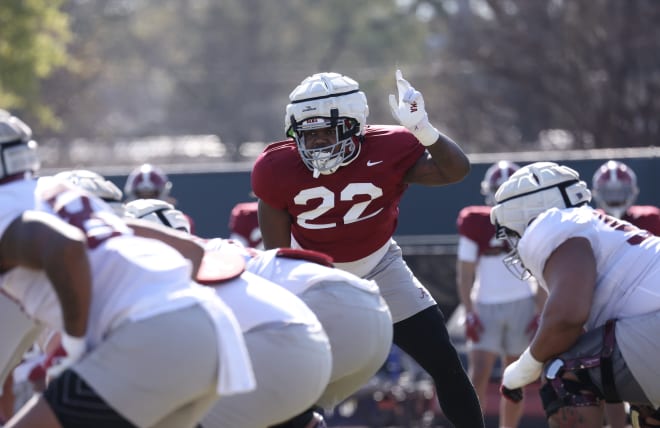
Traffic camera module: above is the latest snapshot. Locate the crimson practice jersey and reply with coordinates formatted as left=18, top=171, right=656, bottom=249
left=252, top=125, right=425, bottom=263
left=456, top=205, right=508, bottom=256
left=595, top=205, right=660, bottom=236
left=623, top=205, right=660, bottom=236
left=228, top=201, right=261, bottom=248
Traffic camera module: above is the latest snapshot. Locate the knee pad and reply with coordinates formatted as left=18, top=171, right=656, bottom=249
left=43, top=369, right=135, bottom=428
left=540, top=319, right=622, bottom=417
left=539, top=378, right=602, bottom=418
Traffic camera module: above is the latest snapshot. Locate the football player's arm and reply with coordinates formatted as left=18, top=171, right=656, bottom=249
left=125, top=217, right=205, bottom=276
left=403, top=135, right=470, bottom=186
left=456, top=259, right=477, bottom=313
left=389, top=69, right=469, bottom=186
left=528, top=237, right=596, bottom=362
left=0, top=211, right=90, bottom=338
left=258, top=199, right=292, bottom=250
left=532, top=277, right=548, bottom=312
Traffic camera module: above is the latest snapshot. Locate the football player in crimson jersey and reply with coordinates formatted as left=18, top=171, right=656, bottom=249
left=492, top=162, right=660, bottom=428
left=228, top=200, right=263, bottom=249
left=456, top=161, right=545, bottom=428
left=252, top=70, right=485, bottom=428
left=123, top=163, right=197, bottom=234
left=592, top=160, right=660, bottom=236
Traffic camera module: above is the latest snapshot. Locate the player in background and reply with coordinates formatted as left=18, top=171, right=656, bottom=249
left=123, top=163, right=173, bottom=202
left=456, top=161, right=545, bottom=428
left=592, top=160, right=660, bottom=235
left=252, top=70, right=484, bottom=427
left=228, top=198, right=262, bottom=249
left=124, top=162, right=196, bottom=233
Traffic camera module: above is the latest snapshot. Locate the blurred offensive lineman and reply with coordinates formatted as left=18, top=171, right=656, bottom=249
left=124, top=199, right=333, bottom=428
left=0, top=111, right=254, bottom=428
left=0, top=170, right=125, bottom=421
left=491, top=162, right=660, bottom=428
left=126, top=198, right=394, bottom=428
left=252, top=69, right=484, bottom=427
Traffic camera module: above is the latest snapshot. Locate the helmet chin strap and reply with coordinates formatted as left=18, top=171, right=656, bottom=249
left=313, top=168, right=321, bottom=179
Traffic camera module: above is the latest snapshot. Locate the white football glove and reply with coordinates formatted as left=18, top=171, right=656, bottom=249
left=46, top=333, right=86, bottom=381
left=388, top=69, right=440, bottom=146
left=501, top=347, right=544, bottom=390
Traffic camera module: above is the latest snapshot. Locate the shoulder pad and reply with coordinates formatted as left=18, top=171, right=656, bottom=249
left=275, top=248, right=334, bottom=267
left=196, top=250, right=246, bottom=286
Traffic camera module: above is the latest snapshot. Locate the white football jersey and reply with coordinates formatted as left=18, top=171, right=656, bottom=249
left=212, top=271, right=320, bottom=332
left=0, top=177, right=255, bottom=394
left=519, top=206, right=660, bottom=330
left=246, top=249, right=380, bottom=296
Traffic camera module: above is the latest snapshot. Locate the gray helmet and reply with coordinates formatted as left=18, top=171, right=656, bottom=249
left=0, top=110, right=40, bottom=181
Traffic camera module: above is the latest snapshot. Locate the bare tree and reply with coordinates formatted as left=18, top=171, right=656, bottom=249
left=419, top=0, right=660, bottom=151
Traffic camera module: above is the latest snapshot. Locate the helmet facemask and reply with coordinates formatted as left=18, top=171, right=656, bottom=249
left=288, top=111, right=362, bottom=178
left=495, top=225, right=531, bottom=280
left=284, top=72, right=369, bottom=178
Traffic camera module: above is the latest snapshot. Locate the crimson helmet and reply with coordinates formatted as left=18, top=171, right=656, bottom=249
left=481, top=161, right=521, bottom=206
left=123, top=163, right=172, bottom=201
left=592, top=160, right=639, bottom=218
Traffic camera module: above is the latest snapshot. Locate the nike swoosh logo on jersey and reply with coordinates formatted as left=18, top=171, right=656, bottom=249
left=367, top=160, right=383, bottom=166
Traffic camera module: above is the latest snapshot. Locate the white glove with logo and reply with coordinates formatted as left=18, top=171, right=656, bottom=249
left=501, top=347, right=544, bottom=390
left=388, top=69, right=440, bottom=146
left=46, top=333, right=87, bottom=381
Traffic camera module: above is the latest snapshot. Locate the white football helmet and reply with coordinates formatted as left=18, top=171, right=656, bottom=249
left=285, top=72, right=368, bottom=178
left=0, top=110, right=40, bottom=181
left=591, top=160, right=639, bottom=219
left=123, top=163, right=172, bottom=201
left=124, top=198, right=191, bottom=233
left=55, top=169, right=125, bottom=215
left=491, top=162, right=591, bottom=237
left=490, top=162, right=591, bottom=278
left=480, top=160, right=521, bottom=206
